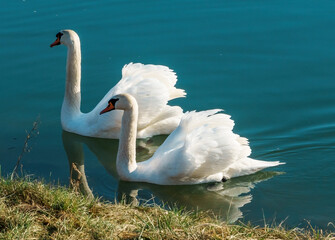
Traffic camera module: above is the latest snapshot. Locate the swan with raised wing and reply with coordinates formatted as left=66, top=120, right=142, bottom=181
left=50, top=30, right=186, bottom=138
left=100, top=93, right=284, bottom=185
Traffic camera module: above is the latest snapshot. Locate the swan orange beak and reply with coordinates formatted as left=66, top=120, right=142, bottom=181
left=100, top=102, right=115, bottom=115
left=50, top=37, right=61, bottom=48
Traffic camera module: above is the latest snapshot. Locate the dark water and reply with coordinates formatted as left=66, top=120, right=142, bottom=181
left=1, top=0, right=335, bottom=229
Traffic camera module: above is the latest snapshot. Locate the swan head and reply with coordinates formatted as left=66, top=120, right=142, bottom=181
left=100, top=94, right=137, bottom=115
left=50, top=29, right=80, bottom=48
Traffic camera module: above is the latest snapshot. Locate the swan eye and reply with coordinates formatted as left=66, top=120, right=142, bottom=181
left=110, top=98, right=119, bottom=106
left=100, top=98, right=119, bottom=115
left=56, top=32, right=63, bottom=39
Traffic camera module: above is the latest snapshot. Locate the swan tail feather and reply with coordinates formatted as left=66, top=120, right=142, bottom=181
left=223, top=158, right=285, bottom=179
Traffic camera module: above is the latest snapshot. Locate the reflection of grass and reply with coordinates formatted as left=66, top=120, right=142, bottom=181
left=1, top=177, right=333, bottom=239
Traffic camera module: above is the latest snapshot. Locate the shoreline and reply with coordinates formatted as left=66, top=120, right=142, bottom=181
left=0, top=177, right=333, bottom=239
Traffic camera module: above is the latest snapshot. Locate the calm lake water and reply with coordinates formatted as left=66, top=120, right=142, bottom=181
left=1, top=0, right=335, bottom=229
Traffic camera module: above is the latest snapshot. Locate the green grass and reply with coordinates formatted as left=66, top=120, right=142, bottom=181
left=0, top=177, right=334, bottom=240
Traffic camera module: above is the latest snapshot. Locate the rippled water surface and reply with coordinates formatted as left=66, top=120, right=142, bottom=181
left=1, top=0, right=335, bottom=229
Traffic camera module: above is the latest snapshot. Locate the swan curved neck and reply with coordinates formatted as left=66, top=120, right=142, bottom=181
left=117, top=101, right=139, bottom=180
left=62, top=40, right=82, bottom=119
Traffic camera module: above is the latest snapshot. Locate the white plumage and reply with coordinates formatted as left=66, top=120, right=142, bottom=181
left=51, top=30, right=185, bottom=139
left=100, top=94, right=284, bottom=185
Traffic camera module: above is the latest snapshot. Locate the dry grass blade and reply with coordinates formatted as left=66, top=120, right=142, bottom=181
left=1, top=177, right=334, bottom=239
left=10, top=117, right=40, bottom=180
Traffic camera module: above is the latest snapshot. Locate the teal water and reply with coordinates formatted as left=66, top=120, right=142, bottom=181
left=1, top=0, right=335, bottom=229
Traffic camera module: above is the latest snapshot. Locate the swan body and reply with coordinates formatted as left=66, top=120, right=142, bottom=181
left=50, top=30, right=186, bottom=139
left=100, top=94, right=285, bottom=185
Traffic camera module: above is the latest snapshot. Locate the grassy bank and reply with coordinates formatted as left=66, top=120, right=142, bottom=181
left=0, top=177, right=333, bottom=240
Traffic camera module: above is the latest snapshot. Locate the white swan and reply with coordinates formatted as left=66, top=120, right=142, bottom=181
left=100, top=93, right=284, bottom=185
left=50, top=30, right=186, bottom=139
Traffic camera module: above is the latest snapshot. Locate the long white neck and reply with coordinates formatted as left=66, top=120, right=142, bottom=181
left=116, top=99, right=139, bottom=180
left=61, top=38, right=82, bottom=122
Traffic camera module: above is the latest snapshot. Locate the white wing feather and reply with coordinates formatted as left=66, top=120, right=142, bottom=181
left=138, top=110, right=283, bottom=185
left=85, top=63, right=186, bottom=138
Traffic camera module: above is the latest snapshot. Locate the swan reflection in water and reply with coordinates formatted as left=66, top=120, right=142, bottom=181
left=62, top=130, right=283, bottom=223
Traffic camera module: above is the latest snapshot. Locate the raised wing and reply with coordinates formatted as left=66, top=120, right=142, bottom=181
left=89, top=63, right=186, bottom=138
left=144, top=110, right=250, bottom=184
